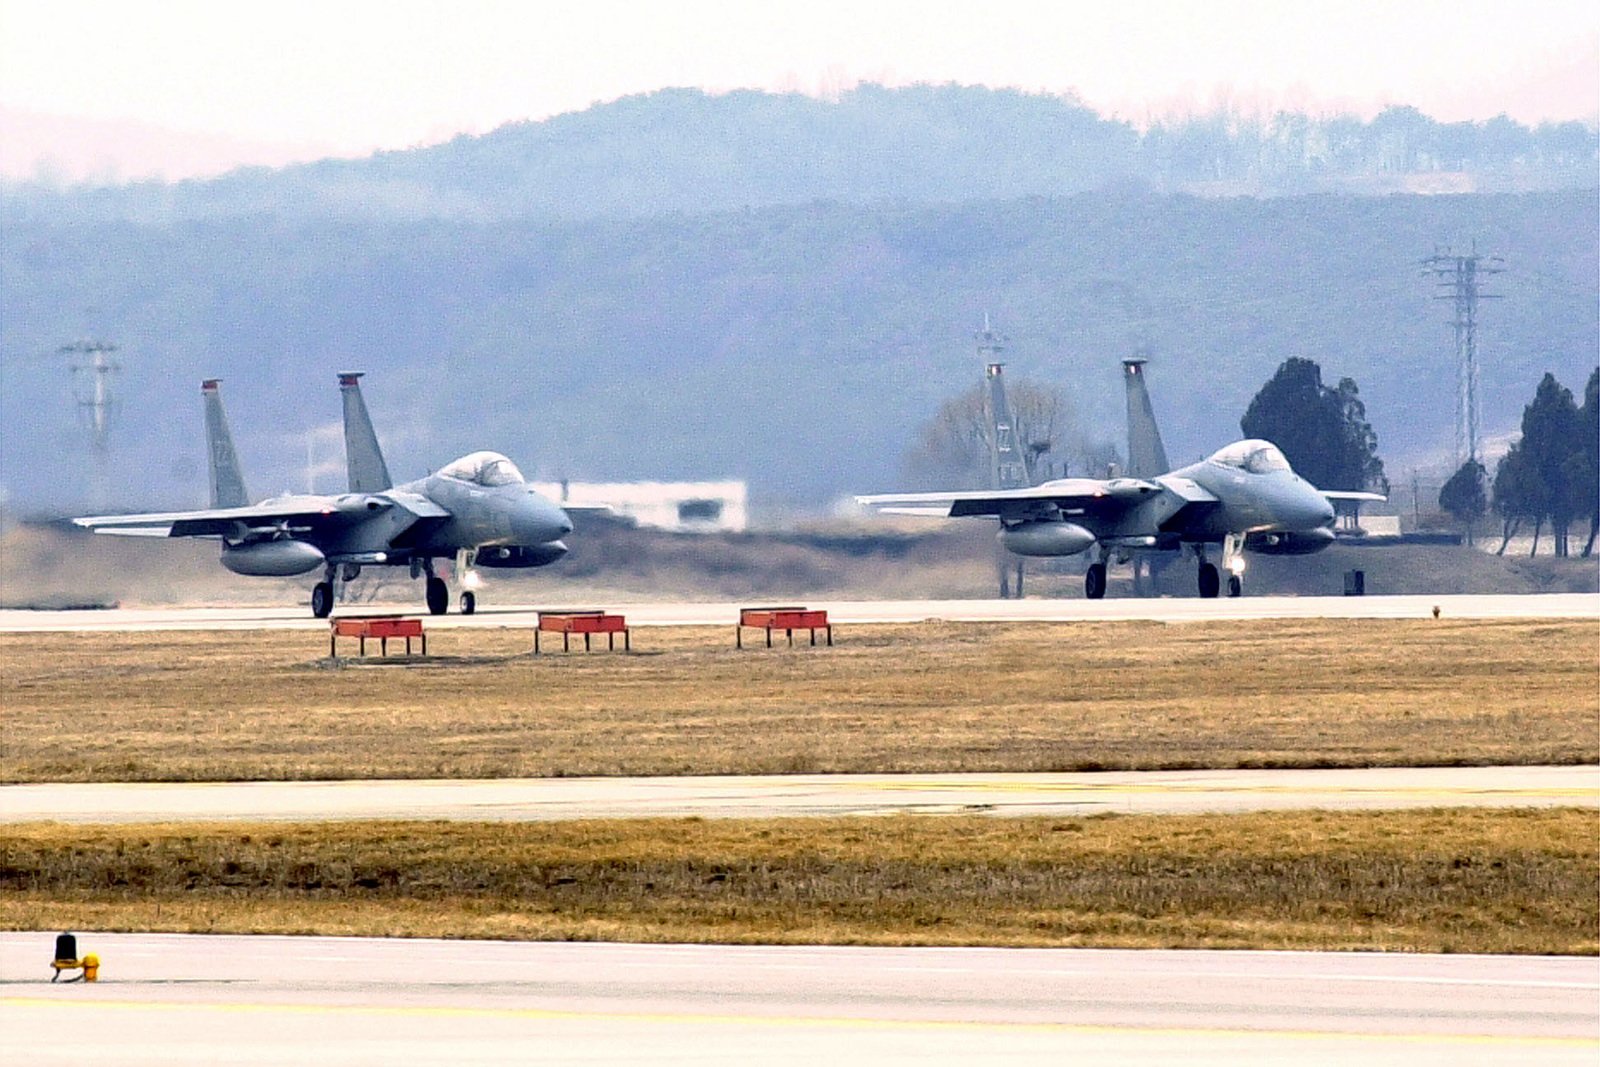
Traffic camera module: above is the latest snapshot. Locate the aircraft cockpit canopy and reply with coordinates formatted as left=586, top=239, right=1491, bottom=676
left=439, top=451, right=526, bottom=487
left=1209, top=440, right=1291, bottom=474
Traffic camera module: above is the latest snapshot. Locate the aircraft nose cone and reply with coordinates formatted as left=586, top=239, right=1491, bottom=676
left=514, top=495, right=572, bottom=544
left=1300, top=491, right=1335, bottom=530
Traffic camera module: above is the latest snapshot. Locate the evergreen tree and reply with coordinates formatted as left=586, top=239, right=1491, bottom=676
left=1492, top=441, right=1543, bottom=556
left=1240, top=357, right=1386, bottom=491
left=1579, top=369, right=1598, bottom=558
left=1438, top=459, right=1488, bottom=545
left=1520, top=373, right=1583, bottom=557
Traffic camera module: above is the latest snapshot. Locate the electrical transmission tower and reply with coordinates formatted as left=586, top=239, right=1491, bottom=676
left=55, top=339, right=122, bottom=509
left=1422, top=247, right=1502, bottom=468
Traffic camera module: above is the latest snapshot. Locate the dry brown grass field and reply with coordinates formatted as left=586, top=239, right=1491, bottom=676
left=2, top=810, right=1593, bottom=954
left=2, top=618, right=1595, bottom=782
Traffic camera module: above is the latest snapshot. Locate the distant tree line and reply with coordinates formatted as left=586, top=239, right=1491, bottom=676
left=1144, top=104, right=1597, bottom=193
left=1477, top=369, right=1600, bottom=557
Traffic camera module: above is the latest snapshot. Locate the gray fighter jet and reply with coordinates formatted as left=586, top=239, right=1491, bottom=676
left=858, top=361, right=1383, bottom=599
left=74, top=374, right=577, bottom=617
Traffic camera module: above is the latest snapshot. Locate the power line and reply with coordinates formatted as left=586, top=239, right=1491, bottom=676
left=1421, top=247, right=1502, bottom=468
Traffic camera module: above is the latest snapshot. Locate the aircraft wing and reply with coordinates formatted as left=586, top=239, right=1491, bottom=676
left=74, top=493, right=448, bottom=539
left=76, top=503, right=336, bottom=538
left=1322, top=490, right=1387, bottom=503
left=856, top=478, right=1168, bottom=521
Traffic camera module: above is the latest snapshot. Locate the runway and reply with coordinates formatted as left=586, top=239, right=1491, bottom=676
left=2, top=934, right=1594, bottom=1065
left=4, top=766, right=1594, bottom=824
left=1, top=591, right=1596, bottom=632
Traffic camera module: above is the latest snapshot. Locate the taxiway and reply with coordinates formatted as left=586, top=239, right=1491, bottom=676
left=0, top=592, right=1595, bottom=633
left=3, top=765, right=1594, bottom=824
left=3, top=934, right=1594, bottom=1065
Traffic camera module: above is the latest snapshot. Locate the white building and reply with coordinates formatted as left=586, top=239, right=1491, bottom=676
left=532, top=480, right=748, bottom=533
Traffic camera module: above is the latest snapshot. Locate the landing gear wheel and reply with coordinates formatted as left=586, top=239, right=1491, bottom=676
left=459, top=590, right=476, bottom=615
left=1227, top=574, right=1243, bottom=598
left=425, top=576, right=449, bottom=615
left=1084, top=563, right=1107, bottom=600
left=311, top=581, right=333, bottom=619
left=1198, top=562, right=1221, bottom=599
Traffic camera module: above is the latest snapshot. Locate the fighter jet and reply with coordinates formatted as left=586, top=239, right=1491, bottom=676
left=74, top=374, right=577, bottom=617
left=858, top=360, right=1383, bottom=599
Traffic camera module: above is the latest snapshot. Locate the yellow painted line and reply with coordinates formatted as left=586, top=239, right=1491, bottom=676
left=3, top=996, right=1595, bottom=1048
left=860, top=780, right=1600, bottom=799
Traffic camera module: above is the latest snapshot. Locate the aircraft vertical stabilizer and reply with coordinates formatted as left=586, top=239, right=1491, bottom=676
left=340, top=372, right=392, bottom=493
left=202, top=379, right=248, bottom=508
left=1122, top=358, right=1170, bottom=479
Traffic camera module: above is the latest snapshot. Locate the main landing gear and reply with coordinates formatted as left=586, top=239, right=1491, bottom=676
left=311, top=580, right=334, bottom=618
left=1084, top=561, right=1108, bottom=600
left=425, top=575, right=449, bottom=615
left=1195, top=535, right=1246, bottom=599
left=309, top=558, right=475, bottom=618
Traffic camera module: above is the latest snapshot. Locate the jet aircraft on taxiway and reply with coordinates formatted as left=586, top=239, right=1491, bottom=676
left=75, top=374, right=585, bottom=617
left=857, top=360, right=1384, bottom=599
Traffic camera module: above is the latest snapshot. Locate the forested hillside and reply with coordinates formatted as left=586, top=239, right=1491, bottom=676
left=4, top=188, right=1594, bottom=511
left=5, top=84, right=1594, bottom=224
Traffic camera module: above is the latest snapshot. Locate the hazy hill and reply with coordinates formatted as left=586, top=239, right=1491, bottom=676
left=5, top=85, right=1593, bottom=225
left=3, top=189, right=1594, bottom=512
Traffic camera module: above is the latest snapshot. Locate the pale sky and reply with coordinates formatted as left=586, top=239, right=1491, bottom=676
left=2, top=0, right=1596, bottom=181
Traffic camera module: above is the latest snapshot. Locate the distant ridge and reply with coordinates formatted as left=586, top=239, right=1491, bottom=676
left=4, top=84, right=1595, bottom=224
left=2, top=187, right=1593, bottom=509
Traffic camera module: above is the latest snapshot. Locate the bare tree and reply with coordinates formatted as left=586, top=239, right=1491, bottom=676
left=904, top=379, right=1099, bottom=488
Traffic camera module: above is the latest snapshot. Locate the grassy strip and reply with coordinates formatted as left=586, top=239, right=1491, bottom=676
left=3, top=809, right=1595, bottom=955
left=2, top=618, right=1596, bottom=782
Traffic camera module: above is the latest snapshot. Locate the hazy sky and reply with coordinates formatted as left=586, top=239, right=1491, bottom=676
left=2, top=0, right=1596, bottom=181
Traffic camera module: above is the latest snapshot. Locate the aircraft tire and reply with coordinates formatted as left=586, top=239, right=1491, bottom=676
left=459, top=590, right=476, bottom=615
left=426, top=576, right=449, bottom=615
left=1084, top=563, right=1107, bottom=600
left=1227, top=574, right=1243, bottom=598
left=311, top=581, right=333, bottom=619
left=1198, top=563, right=1221, bottom=598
